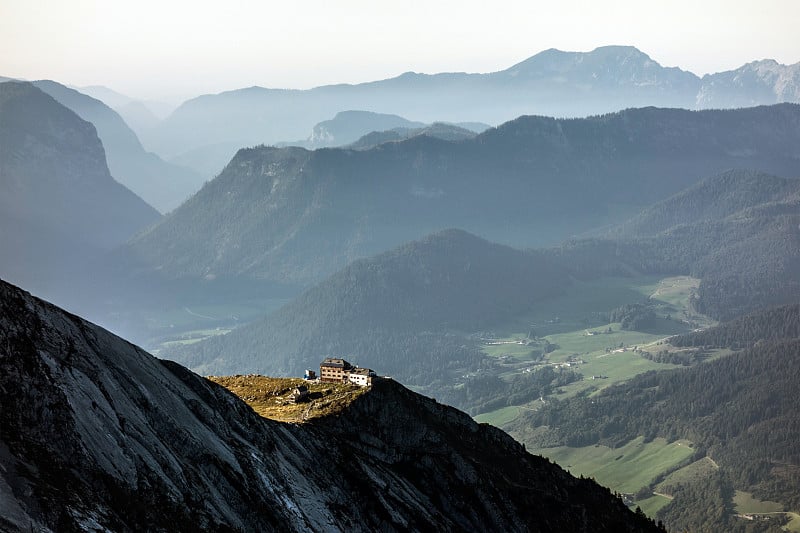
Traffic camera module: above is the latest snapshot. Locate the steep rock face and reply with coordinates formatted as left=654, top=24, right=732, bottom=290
left=32, top=80, right=202, bottom=212
left=0, top=81, right=161, bottom=301
left=0, top=279, right=660, bottom=532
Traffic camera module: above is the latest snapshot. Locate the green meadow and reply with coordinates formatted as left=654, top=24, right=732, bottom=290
left=538, top=437, right=695, bottom=494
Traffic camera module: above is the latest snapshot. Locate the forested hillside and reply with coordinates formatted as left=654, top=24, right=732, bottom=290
left=547, top=170, right=800, bottom=320
left=611, top=169, right=800, bottom=237
left=671, top=303, right=800, bottom=348
left=511, top=305, right=800, bottom=531
left=168, top=230, right=569, bottom=382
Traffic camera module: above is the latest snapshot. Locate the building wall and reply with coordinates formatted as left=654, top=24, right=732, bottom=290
left=320, top=366, right=345, bottom=382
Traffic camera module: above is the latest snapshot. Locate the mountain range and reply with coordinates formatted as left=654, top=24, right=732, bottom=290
left=3, top=44, right=800, bottom=533
left=140, top=46, right=800, bottom=160
left=28, top=80, right=202, bottom=212
left=0, top=278, right=662, bottom=532
left=122, top=104, right=800, bottom=288
left=166, top=169, right=800, bottom=396
left=0, top=81, right=160, bottom=306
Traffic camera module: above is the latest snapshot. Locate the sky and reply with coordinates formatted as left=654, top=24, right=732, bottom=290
left=2, top=0, right=799, bottom=102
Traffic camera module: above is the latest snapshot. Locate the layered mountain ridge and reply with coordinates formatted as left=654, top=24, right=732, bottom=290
left=552, top=169, right=800, bottom=320
left=30, top=80, right=202, bottom=212
left=123, top=104, right=800, bottom=287
left=0, top=81, right=160, bottom=304
left=144, top=46, right=800, bottom=158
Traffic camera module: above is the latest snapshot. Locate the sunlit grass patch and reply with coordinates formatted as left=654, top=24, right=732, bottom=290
left=208, top=375, right=369, bottom=422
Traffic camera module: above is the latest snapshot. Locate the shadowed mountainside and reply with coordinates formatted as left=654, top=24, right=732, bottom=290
left=31, top=80, right=203, bottom=212
left=0, top=81, right=160, bottom=306
left=0, top=278, right=662, bottom=532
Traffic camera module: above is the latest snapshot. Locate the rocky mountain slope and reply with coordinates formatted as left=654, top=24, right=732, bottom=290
left=31, top=80, right=202, bottom=212
left=122, top=104, right=800, bottom=287
left=143, top=45, right=800, bottom=159
left=0, top=81, right=160, bottom=304
left=0, top=278, right=662, bottom=532
left=697, top=59, right=800, bottom=109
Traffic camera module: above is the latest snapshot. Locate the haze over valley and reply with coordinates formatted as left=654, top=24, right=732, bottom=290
left=2, top=2, right=800, bottom=530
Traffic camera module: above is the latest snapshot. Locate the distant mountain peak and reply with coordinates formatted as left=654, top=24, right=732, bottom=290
left=697, top=58, right=800, bottom=106
left=499, top=45, right=694, bottom=90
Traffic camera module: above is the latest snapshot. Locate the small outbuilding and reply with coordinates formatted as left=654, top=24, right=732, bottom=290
left=292, top=385, right=310, bottom=403
left=347, top=367, right=376, bottom=387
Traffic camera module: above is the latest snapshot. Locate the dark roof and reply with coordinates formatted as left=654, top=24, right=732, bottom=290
left=321, top=357, right=352, bottom=369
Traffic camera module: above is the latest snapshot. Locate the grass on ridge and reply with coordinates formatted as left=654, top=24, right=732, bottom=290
left=208, top=375, right=369, bottom=423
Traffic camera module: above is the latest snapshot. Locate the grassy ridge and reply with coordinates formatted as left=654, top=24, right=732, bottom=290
left=208, top=375, right=369, bottom=423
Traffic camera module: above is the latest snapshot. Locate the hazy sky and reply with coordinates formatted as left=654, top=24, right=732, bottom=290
left=2, top=0, right=798, bottom=102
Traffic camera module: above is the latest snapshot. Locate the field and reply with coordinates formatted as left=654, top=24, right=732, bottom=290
left=636, top=494, right=672, bottom=517
left=733, top=491, right=784, bottom=514
left=732, top=491, right=800, bottom=532
left=474, top=275, right=724, bottom=440
left=656, top=456, right=719, bottom=491
left=474, top=404, right=531, bottom=426
left=471, top=275, right=735, bottom=520
left=538, top=437, right=695, bottom=494
left=477, top=275, right=710, bottom=422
